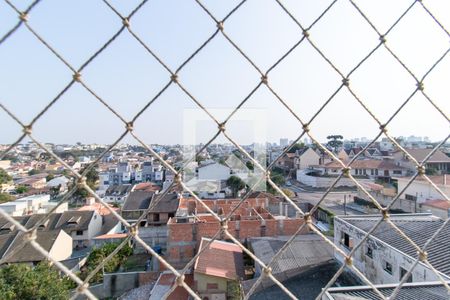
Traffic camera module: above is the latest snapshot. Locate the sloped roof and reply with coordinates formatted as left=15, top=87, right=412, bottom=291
left=404, top=148, right=450, bottom=163
left=122, top=190, right=154, bottom=211
left=0, top=230, right=67, bottom=263
left=149, top=193, right=179, bottom=213
left=327, top=282, right=450, bottom=300
left=105, top=184, right=133, bottom=196
left=339, top=214, right=450, bottom=276
left=194, top=238, right=244, bottom=280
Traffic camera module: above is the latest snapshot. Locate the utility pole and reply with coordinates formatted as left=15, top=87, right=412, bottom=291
left=344, top=194, right=347, bottom=215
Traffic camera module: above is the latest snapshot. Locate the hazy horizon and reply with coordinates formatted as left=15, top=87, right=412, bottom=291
left=1, top=0, right=449, bottom=146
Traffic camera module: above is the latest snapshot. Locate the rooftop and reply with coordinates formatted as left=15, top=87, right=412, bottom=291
left=337, top=214, right=450, bottom=276
left=194, top=237, right=244, bottom=280
left=325, top=281, right=450, bottom=300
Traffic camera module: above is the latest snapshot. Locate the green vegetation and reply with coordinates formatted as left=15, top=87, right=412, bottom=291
left=0, top=168, right=12, bottom=184
left=0, top=262, right=72, bottom=300
left=46, top=173, right=55, bottom=182
left=227, top=175, right=246, bottom=197
left=326, top=135, right=344, bottom=152
left=0, top=192, right=14, bottom=204
left=70, top=166, right=99, bottom=199
left=267, top=170, right=285, bottom=194
left=287, top=142, right=305, bottom=153
left=15, top=185, right=29, bottom=194
left=79, top=242, right=133, bottom=284
left=27, top=169, right=40, bottom=176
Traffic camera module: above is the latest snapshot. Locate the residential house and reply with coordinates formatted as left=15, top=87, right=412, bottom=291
left=121, top=190, right=155, bottom=225
left=104, top=184, right=133, bottom=204
left=421, top=200, right=450, bottom=220
left=396, top=175, right=450, bottom=205
left=0, top=228, right=72, bottom=265
left=319, top=159, right=407, bottom=178
left=334, top=214, right=450, bottom=285
left=55, top=210, right=103, bottom=249
left=323, top=281, right=450, bottom=300
left=394, top=148, right=450, bottom=174
left=0, top=194, right=68, bottom=216
left=196, top=162, right=231, bottom=181
left=194, top=238, right=244, bottom=299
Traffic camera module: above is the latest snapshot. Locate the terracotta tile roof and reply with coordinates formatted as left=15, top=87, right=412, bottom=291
left=194, top=238, right=244, bottom=280
left=404, top=148, right=450, bottom=163
left=134, top=182, right=161, bottom=192
left=422, top=199, right=450, bottom=210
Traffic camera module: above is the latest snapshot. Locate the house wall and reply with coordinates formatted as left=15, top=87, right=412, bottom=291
left=71, top=211, right=103, bottom=248
left=194, top=272, right=228, bottom=294
left=334, top=218, right=448, bottom=285
left=298, top=149, right=321, bottom=170
left=297, top=171, right=372, bottom=188
left=49, top=230, right=73, bottom=261
left=397, top=178, right=450, bottom=204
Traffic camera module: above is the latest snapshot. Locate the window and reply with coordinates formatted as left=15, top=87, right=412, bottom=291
left=400, top=267, right=413, bottom=282
left=370, top=169, right=374, bottom=175
left=206, top=283, right=218, bottom=290
left=405, top=194, right=417, bottom=201
left=384, top=261, right=393, bottom=274
left=340, top=232, right=353, bottom=250
left=393, top=170, right=402, bottom=175
left=140, top=221, right=146, bottom=227
left=366, top=246, right=373, bottom=258
left=375, top=169, right=378, bottom=175
left=76, top=230, right=83, bottom=236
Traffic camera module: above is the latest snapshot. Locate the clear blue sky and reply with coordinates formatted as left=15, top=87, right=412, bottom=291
left=1, top=0, right=449, bottom=145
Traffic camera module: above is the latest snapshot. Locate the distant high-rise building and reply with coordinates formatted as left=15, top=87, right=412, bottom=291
left=280, top=138, right=289, bottom=147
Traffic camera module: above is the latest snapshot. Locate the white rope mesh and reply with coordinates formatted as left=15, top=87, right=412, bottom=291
left=0, top=0, right=449, bottom=299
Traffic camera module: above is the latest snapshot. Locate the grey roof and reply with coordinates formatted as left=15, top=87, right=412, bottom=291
left=405, top=148, right=450, bottom=163
left=122, top=190, right=154, bottom=211
left=0, top=210, right=95, bottom=234
left=327, top=282, right=450, bottom=300
left=105, top=184, right=132, bottom=196
left=55, top=210, right=95, bottom=233
left=0, top=230, right=65, bottom=263
left=249, top=234, right=334, bottom=275
left=340, top=214, right=450, bottom=276
left=149, top=193, right=179, bottom=213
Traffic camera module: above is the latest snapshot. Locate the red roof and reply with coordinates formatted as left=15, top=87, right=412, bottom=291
left=422, top=199, right=450, bottom=210
left=194, top=238, right=244, bottom=280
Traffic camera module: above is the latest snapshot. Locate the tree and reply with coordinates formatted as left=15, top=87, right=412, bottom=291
left=0, top=192, right=13, bottom=204
left=71, top=166, right=99, bottom=199
left=227, top=176, right=246, bottom=197
left=15, top=185, right=29, bottom=194
left=245, top=161, right=254, bottom=171
left=0, top=168, right=12, bottom=184
left=46, top=174, right=55, bottom=182
left=326, top=135, right=344, bottom=152
left=0, top=262, right=71, bottom=299
left=27, top=169, right=40, bottom=176
left=81, top=242, right=133, bottom=283
left=287, top=142, right=305, bottom=153
left=267, top=173, right=285, bottom=194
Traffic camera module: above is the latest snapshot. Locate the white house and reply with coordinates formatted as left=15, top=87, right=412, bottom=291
left=296, top=148, right=321, bottom=170
left=196, top=162, right=231, bottom=181
left=334, top=214, right=450, bottom=285
left=396, top=175, right=449, bottom=205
